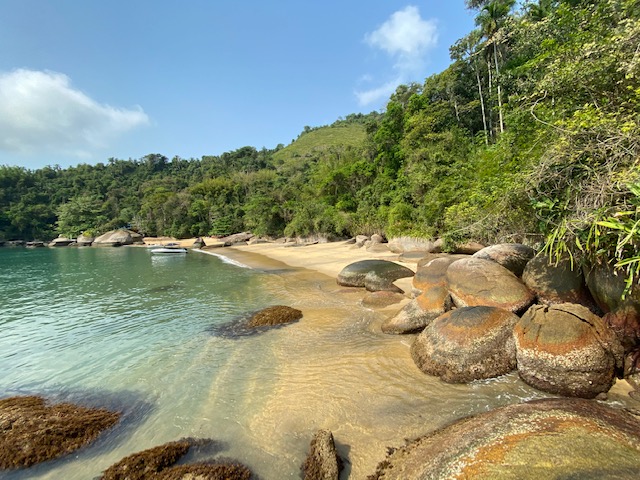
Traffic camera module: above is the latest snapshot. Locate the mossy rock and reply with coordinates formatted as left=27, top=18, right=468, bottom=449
left=247, top=305, right=303, bottom=328
left=0, top=395, right=120, bottom=470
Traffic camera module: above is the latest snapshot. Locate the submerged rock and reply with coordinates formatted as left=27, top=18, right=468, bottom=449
left=101, top=439, right=253, bottom=480
left=369, top=398, right=640, bottom=479
left=247, top=305, right=303, bottom=328
left=514, top=303, right=623, bottom=398
left=381, top=286, right=451, bottom=335
left=361, top=291, right=406, bottom=308
left=0, top=395, right=120, bottom=470
left=411, top=306, right=518, bottom=383
left=301, top=429, right=342, bottom=480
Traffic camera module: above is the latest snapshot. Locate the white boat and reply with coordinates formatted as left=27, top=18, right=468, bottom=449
left=150, top=247, right=187, bottom=254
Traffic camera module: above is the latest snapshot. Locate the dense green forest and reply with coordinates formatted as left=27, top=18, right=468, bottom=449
left=1, top=0, right=639, bottom=278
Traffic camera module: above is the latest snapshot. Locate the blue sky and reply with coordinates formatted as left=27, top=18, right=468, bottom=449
left=0, top=1, right=476, bottom=170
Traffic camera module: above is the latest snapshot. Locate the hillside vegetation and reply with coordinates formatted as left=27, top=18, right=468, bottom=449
left=1, top=0, right=638, bottom=282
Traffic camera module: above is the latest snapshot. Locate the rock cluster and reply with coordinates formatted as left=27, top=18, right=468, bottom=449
left=376, top=243, right=640, bottom=400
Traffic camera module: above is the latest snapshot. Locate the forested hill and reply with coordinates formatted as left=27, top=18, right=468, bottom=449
left=1, top=0, right=639, bottom=278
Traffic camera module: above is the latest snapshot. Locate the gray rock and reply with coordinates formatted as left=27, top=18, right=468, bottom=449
left=76, top=234, right=94, bottom=246
left=387, top=237, right=435, bottom=254
left=514, top=303, right=623, bottom=398
left=337, top=260, right=414, bottom=292
left=93, top=229, right=138, bottom=246
left=446, top=257, right=535, bottom=313
left=411, top=306, right=518, bottom=383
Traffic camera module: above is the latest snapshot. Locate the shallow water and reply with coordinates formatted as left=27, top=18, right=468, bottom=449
left=0, top=247, right=634, bottom=479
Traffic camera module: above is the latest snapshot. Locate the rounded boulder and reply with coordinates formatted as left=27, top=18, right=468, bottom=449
left=514, top=303, right=623, bottom=398
left=446, top=257, right=535, bottom=313
left=411, top=306, right=518, bottom=383
left=337, top=260, right=414, bottom=292
left=472, top=243, right=535, bottom=277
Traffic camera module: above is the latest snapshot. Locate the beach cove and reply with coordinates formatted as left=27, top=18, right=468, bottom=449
left=1, top=240, right=638, bottom=479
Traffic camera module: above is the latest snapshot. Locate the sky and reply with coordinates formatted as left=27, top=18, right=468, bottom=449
left=0, top=1, right=476, bottom=170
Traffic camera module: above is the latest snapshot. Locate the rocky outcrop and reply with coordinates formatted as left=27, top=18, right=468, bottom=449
left=446, top=257, right=535, bottom=313
left=472, top=243, right=535, bottom=277
left=411, top=306, right=519, bottom=383
left=0, top=395, right=120, bottom=469
left=93, top=229, right=143, bottom=246
left=301, top=429, right=342, bottom=480
left=221, top=232, right=254, bottom=246
left=514, top=303, right=623, bottom=398
left=369, top=398, right=640, bottom=479
left=523, top=255, right=595, bottom=308
left=76, top=234, right=94, bottom=246
left=247, top=305, right=303, bottom=328
left=48, top=236, right=74, bottom=247
left=337, top=260, right=414, bottom=293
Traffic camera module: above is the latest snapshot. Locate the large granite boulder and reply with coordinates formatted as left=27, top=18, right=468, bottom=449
left=301, top=429, right=342, bottom=480
left=382, top=285, right=452, bottom=334
left=411, top=306, right=519, bottom=383
left=48, top=236, right=74, bottom=247
left=369, top=398, right=640, bottom=480
left=76, top=234, right=94, bottom=246
left=412, top=255, right=466, bottom=293
left=472, top=243, right=535, bottom=277
left=220, top=232, right=254, bottom=246
left=337, top=260, right=414, bottom=293
left=446, top=257, right=535, bottom=313
left=387, top=237, right=435, bottom=254
left=585, top=261, right=640, bottom=362
left=514, top=303, right=623, bottom=398
left=93, top=229, right=142, bottom=246
left=523, top=255, right=595, bottom=308
left=0, top=396, right=120, bottom=469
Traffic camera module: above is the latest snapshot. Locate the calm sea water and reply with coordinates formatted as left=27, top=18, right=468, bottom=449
left=1, top=247, right=634, bottom=479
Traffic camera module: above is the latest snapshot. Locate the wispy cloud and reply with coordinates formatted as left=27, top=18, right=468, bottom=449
left=356, top=6, right=438, bottom=107
left=0, top=69, right=149, bottom=158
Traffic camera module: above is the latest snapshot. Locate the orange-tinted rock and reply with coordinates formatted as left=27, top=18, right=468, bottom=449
left=412, top=256, right=466, bottom=292
left=369, top=398, right=640, bottom=479
left=446, top=257, right=535, bottom=313
left=411, top=306, right=518, bottom=383
left=514, top=303, right=624, bottom=398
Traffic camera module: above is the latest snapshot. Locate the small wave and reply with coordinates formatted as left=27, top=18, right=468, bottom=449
left=191, top=249, right=251, bottom=268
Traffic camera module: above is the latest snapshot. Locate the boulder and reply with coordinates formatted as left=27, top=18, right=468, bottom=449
left=361, top=291, right=406, bottom=308
left=413, top=255, right=467, bottom=293
left=301, top=429, right=342, bottom=480
left=585, top=261, right=640, bottom=357
left=76, top=234, right=94, bottom=246
left=514, top=303, right=624, bottom=398
left=522, top=255, right=595, bottom=309
left=221, top=232, right=254, bottom=246
left=0, top=395, right=120, bottom=469
left=191, top=237, right=205, bottom=248
left=446, top=257, right=535, bottom=313
left=451, top=241, right=485, bottom=255
left=371, top=233, right=386, bottom=244
left=337, top=260, right=414, bottom=292
left=411, top=306, right=518, bottom=383
left=93, top=229, right=139, bottom=246
left=247, top=305, right=303, bottom=328
left=369, top=398, right=640, bottom=480
left=472, top=243, right=535, bottom=277
left=48, top=236, right=74, bottom=247
left=387, top=237, right=435, bottom=254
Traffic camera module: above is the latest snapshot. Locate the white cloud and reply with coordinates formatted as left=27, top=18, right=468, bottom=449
left=356, top=6, right=438, bottom=107
left=0, top=69, right=149, bottom=158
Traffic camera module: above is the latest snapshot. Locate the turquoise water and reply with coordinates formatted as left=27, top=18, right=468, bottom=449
left=2, top=247, right=635, bottom=479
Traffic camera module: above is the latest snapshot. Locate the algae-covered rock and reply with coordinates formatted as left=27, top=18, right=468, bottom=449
left=247, top=305, right=303, bottom=328
left=369, top=398, right=640, bottom=479
left=0, top=395, right=120, bottom=470
left=301, top=429, right=342, bottom=480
